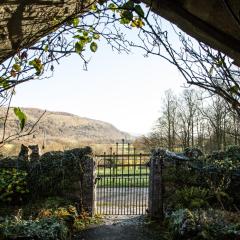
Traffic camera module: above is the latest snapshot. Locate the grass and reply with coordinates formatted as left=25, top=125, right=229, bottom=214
left=96, top=176, right=149, bottom=187
left=97, top=166, right=149, bottom=176
left=97, top=165, right=149, bottom=187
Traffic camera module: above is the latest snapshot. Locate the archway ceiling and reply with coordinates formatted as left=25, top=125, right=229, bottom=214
left=0, top=0, right=240, bottom=65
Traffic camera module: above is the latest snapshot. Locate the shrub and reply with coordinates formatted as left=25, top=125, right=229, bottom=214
left=0, top=168, right=29, bottom=204
left=226, top=145, right=240, bottom=161
left=166, top=208, right=240, bottom=239
left=169, top=187, right=210, bottom=210
left=0, top=216, right=69, bottom=240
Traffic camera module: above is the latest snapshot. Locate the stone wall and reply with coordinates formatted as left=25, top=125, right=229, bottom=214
left=0, top=146, right=96, bottom=216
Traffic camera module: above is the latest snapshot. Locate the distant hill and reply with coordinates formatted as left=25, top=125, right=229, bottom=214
left=0, top=107, right=134, bottom=154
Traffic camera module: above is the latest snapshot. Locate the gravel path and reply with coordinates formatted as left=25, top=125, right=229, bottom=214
left=74, top=215, right=164, bottom=240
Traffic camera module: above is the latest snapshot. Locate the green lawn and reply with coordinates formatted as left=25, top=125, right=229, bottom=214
left=97, top=166, right=149, bottom=176
left=96, top=176, right=149, bottom=187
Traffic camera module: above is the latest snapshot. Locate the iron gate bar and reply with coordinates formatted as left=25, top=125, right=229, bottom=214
left=121, top=140, right=124, bottom=213
left=97, top=164, right=148, bottom=167
left=96, top=141, right=150, bottom=215
left=96, top=154, right=150, bottom=157
left=103, top=152, right=106, bottom=214
left=127, top=143, right=130, bottom=215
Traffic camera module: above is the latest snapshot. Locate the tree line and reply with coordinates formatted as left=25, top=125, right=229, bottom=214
left=136, top=89, right=240, bottom=153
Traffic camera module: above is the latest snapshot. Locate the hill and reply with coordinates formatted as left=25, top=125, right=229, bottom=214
left=0, top=107, right=133, bottom=154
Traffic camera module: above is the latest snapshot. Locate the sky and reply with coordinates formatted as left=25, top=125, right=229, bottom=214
left=11, top=22, right=186, bottom=135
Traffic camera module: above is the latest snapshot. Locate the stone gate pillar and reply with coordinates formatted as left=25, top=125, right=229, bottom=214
left=148, top=149, right=165, bottom=220
left=81, top=156, right=97, bottom=216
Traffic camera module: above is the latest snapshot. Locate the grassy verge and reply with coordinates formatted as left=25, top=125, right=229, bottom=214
left=96, top=177, right=149, bottom=187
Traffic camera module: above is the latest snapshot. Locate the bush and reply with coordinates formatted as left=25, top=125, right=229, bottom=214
left=0, top=216, right=69, bottom=240
left=0, top=168, right=29, bottom=204
left=169, top=187, right=210, bottom=210
left=0, top=203, right=101, bottom=240
left=226, top=145, right=240, bottom=161
left=166, top=208, right=240, bottom=240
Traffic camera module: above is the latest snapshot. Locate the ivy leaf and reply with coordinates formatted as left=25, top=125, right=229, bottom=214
left=13, top=63, right=21, bottom=72
left=134, top=5, right=144, bottom=18
left=75, top=41, right=84, bottom=53
left=72, top=18, right=80, bottom=27
left=29, top=58, right=43, bottom=76
left=14, top=107, right=27, bottom=131
left=108, top=3, right=117, bottom=11
left=121, top=10, right=133, bottom=21
left=87, top=37, right=92, bottom=43
left=73, top=34, right=81, bottom=39
left=90, top=42, right=98, bottom=52
left=0, top=77, right=10, bottom=89
left=83, top=31, right=89, bottom=36
left=93, top=33, right=100, bottom=40
left=90, top=4, right=97, bottom=11
left=131, top=18, right=145, bottom=28
left=122, top=0, right=134, bottom=10
left=120, top=17, right=131, bottom=25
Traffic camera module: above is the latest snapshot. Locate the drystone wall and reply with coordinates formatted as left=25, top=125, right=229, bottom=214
left=0, top=146, right=96, bottom=215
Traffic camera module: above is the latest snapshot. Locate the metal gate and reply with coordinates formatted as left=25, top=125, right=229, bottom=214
left=95, top=140, right=150, bottom=215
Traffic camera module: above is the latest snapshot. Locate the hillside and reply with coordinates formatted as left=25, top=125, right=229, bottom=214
left=0, top=107, right=133, bottom=154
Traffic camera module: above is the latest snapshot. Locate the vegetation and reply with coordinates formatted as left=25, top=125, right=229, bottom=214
left=0, top=216, right=69, bottom=240
left=0, top=1, right=239, bottom=239
left=0, top=168, right=29, bottom=204
left=166, top=208, right=240, bottom=240
left=0, top=201, right=102, bottom=240
left=137, top=89, right=240, bottom=153
left=159, top=146, right=240, bottom=239
left=0, top=147, right=102, bottom=239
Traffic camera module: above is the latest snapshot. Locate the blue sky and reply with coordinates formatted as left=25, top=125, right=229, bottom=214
left=11, top=22, right=185, bottom=135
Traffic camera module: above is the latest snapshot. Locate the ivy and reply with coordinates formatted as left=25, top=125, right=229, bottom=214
left=121, top=10, right=134, bottom=21
left=108, top=3, right=117, bottom=11
left=134, top=4, right=144, bottom=18
left=131, top=17, right=145, bottom=28
left=90, top=42, right=98, bottom=52
left=0, top=168, right=29, bottom=203
left=122, top=0, right=134, bottom=10
left=72, top=18, right=80, bottom=27
left=29, top=58, right=43, bottom=76
left=75, top=41, right=84, bottom=53
left=13, top=107, right=27, bottom=131
left=12, top=63, right=21, bottom=72
left=93, top=33, right=100, bottom=40
left=74, top=30, right=100, bottom=54
left=0, top=77, right=10, bottom=89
